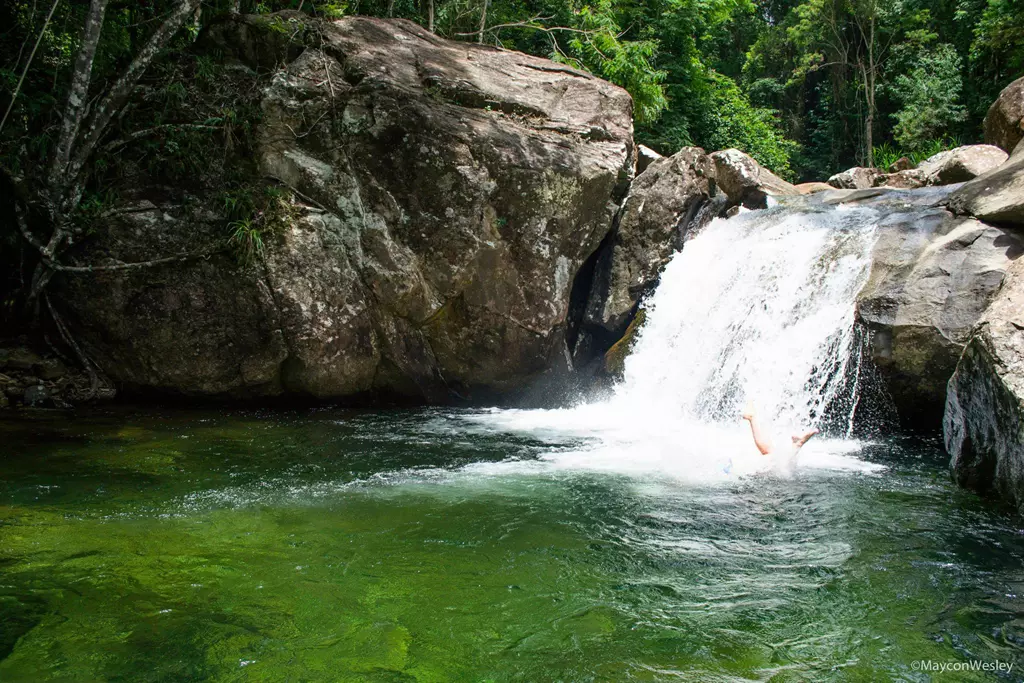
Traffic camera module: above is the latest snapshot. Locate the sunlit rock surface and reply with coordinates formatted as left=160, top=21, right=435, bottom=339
left=58, top=14, right=634, bottom=402
left=946, top=256, right=1024, bottom=512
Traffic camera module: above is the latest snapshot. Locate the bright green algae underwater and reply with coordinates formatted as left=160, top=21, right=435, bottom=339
left=1, top=408, right=1023, bottom=682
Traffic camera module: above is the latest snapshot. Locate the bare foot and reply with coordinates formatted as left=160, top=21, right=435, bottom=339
left=791, top=428, right=820, bottom=448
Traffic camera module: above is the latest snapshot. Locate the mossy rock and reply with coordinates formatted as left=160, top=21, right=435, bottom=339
left=602, top=309, right=646, bottom=377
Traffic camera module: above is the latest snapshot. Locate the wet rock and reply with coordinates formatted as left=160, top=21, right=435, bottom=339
left=3, top=349, right=42, bottom=372
left=57, top=14, right=634, bottom=402
left=576, top=148, right=716, bottom=354
left=917, top=145, right=1008, bottom=185
left=794, top=182, right=833, bottom=194
left=857, top=210, right=1024, bottom=430
left=602, top=309, right=646, bottom=377
left=828, top=167, right=884, bottom=190
left=984, top=76, right=1024, bottom=154
left=889, top=156, right=914, bottom=172
left=22, top=384, right=49, bottom=407
left=710, top=148, right=796, bottom=209
left=34, top=358, right=67, bottom=381
left=945, top=256, right=1024, bottom=511
left=947, top=154, right=1024, bottom=227
left=636, top=145, right=663, bottom=175
left=874, top=169, right=926, bottom=189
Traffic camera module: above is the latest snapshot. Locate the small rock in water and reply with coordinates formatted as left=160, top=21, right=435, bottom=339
left=23, top=384, right=50, bottom=407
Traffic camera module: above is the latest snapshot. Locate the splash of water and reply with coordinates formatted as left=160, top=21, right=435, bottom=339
left=467, top=201, right=884, bottom=480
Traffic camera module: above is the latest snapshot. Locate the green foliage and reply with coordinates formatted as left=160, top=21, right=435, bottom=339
left=554, top=2, right=668, bottom=124
left=872, top=135, right=964, bottom=169
left=890, top=43, right=967, bottom=152
left=222, top=185, right=295, bottom=264
left=229, top=218, right=266, bottom=264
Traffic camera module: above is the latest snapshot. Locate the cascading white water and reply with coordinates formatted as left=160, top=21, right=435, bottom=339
left=465, top=200, right=886, bottom=480
left=614, top=202, right=878, bottom=433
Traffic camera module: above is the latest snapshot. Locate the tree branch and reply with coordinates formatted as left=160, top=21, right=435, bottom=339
left=0, top=0, right=61, bottom=136
left=63, top=0, right=201, bottom=202
left=43, top=249, right=224, bottom=273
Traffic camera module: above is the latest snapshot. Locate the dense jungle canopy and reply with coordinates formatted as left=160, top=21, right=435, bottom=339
left=3, top=0, right=1021, bottom=184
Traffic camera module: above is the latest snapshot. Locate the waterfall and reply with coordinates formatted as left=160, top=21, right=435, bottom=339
left=466, top=200, right=885, bottom=479
left=613, top=201, right=879, bottom=434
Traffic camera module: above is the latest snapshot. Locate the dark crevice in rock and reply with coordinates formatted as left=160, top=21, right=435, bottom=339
left=565, top=221, right=617, bottom=361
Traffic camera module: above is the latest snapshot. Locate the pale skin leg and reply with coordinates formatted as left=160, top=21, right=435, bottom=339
left=741, top=411, right=774, bottom=455
left=741, top=409, right=819, bottom=456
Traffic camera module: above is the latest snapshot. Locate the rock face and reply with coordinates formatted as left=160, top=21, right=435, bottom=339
left=947, top=154, right=1024, bottom=227
left=889, top=156, right=914, bottom=172
left=575, top=147, right=716, bottom=356
left=945, top=257, right=1024, bottom=510
left=829, top=167, right=883, bottom=189
left=636, top=145, right=663, bottom=175
left=57, top=14, right=634, bottom=402
left=857, top=205, right=1024, bottom=429
left=875, top=169, right=926, bottom=189
left=917, top=145, right=1008, bottom=185
left=984, top=76, right=1024, bottom=154
left=710, top=149, right=796, bottom=208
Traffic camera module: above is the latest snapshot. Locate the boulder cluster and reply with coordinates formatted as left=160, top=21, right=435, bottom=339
left=7, top=12, right=1024, bottom=516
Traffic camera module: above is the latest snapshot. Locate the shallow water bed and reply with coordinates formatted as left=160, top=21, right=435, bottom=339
left=1, top=408, right=1023, bottom=681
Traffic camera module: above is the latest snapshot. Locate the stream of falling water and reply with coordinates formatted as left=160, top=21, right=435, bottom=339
left=464, top=201, right=886, bottom=481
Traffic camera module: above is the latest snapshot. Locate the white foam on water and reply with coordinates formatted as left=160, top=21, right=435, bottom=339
left=462, top=203, right=887, bottom=482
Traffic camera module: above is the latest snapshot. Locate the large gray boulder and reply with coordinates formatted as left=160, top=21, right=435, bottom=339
left=857, top=207, right=1024, bottom=429
left=916, top=145, right=1008, bottom=185
left=57, top=14, right=634, bottom=401
left=710, top=148, right=796, bottom=209
left=947, top=154, right=1024, bottom=227
left=984, top=76, right=1024, bottom=154
left=945, top=257, right=1024, bottom=510
left=575, top=147, right=716, bottom=356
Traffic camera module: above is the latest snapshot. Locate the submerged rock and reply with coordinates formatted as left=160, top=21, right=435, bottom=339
left=57, top=14, right=634, bottom=402
left=575, top=147, right=717, bottom=358
left=710, top=148, right=796, bottom=209
left=984, top=76, right=1024, bottom=154
left=857, top=207, right=1024, bottom=429
left=947, top=154, right=1024, bottom=227
left=945, top=257, right=1024, bottom=511
left=917, top=145, right=1008, bottom=185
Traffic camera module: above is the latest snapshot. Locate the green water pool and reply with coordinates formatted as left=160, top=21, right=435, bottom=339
left=1, top=408, right=1022, bottom=681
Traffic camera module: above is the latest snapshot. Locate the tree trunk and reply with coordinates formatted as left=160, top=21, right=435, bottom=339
left=49, top=0, right=109, bottom=199
left=477, top=0, right=488, bottom=43
left=428, top=0, right=434, bottom=33
left=24, top=0, right=203, bottom=302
